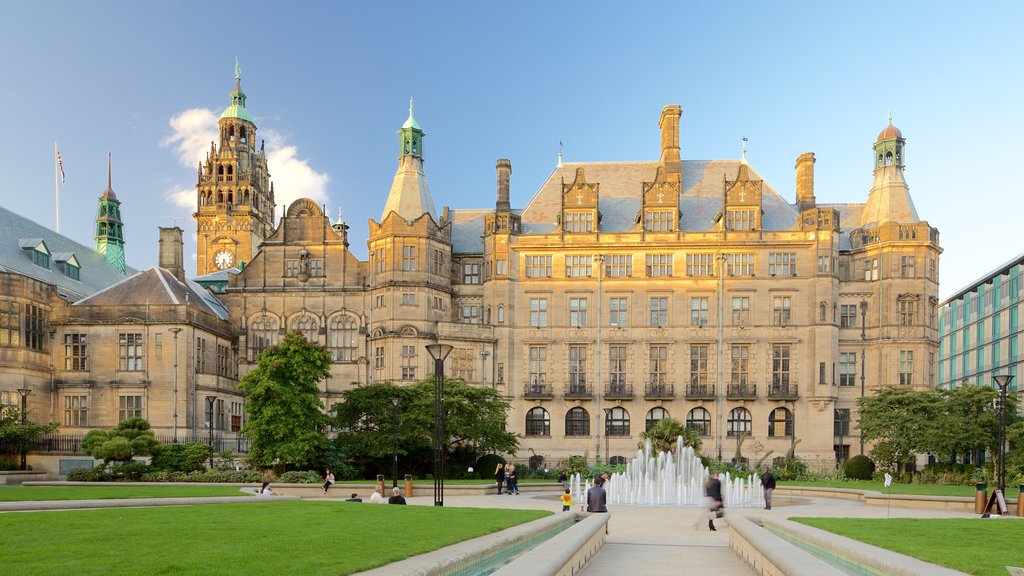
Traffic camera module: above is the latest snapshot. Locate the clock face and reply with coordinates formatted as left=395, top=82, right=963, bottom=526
left=214, top=250, right=235, bottom=270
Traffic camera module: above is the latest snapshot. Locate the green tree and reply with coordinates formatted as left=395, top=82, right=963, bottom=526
left=857, top=387, right=940, bottom=469
left=81, top=417, right=160, bottom=465
left=638, top=417, right=701, bottom=454
left=149, top=442, right=212, bottom=472
left=929, top=385, right=1002, bottom=460
left=0, top=408, right=59, bottom=468
left=239, top=330, right=331, bottom=471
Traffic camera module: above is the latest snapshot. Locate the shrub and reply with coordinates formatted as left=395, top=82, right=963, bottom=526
left=844, top=454, right=876, bottom=480
left=476, top=454, right=506, bottom=479
left=557, top=455, right=589, bottom=477
left=66, top=467, right=92, bottom=481
left=150, top=442, right=212, bottom=473
left=278, top=470, right=323, bottom=484
left=111, top=462, right=149, bottom=481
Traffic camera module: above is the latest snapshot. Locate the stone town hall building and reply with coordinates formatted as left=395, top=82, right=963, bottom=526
left=2, top=71, right=940, bottom=473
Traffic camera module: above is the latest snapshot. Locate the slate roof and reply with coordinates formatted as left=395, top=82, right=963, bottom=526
left=0, top=205, right=133, bottom=301
left=75, top=267, right=230, bottom=321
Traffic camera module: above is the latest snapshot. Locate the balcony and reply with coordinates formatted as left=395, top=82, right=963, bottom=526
left=564, top=383, right=592, bottom=400
left=644, top=383, right=675, bottom=400
left=604, top=383, right=634, bottom=400
left=768, top=384, right=799, bottom=400
left=524, top=383, right=553, bottom=400
left=684, top=384, right=716, bottom=400
left=726, top=384, right=757, bottom=400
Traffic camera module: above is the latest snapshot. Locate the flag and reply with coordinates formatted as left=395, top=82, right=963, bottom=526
left=883, top=472, right=893, bottom=487
left=56, top=146, right=66, bottom=184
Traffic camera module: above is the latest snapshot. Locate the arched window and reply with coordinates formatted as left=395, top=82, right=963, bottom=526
left=328, top=316, right=358, bottom=362
left=686, top=407, right=711, bottom=436
left=728, top=407, right=752, bottom=437
left=645, top=407, right=669, bottom=431
left=290, top=314, right=318, bottom=342
left=250, top=315, right=279, bottom=359
left=609, top=455, right=627, bottom=465
left=768, top=407, right=793, bottom=437
left=565, top=407, right=590, bottom=437
left=606, top=407, right=630, bottom=437
left=525, top=407, right=550, bottom=437
left=497, top=305, right=505, bottom=323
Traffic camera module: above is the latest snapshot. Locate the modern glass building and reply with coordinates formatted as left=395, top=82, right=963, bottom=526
left=938, top=253, right=1023, bottom=390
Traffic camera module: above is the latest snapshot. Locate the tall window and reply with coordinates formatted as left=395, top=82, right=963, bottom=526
left=155, top=333, right=162, bottom=359
left=686, top=253, right=714, bottom=277
left=463, top=263, right=480, bottom=284
left=569, top=298, right=588, bottom=327
left=451, top=348, right=475, bottom=381
left=525, top=255, right=552, bottom=278
left=605, top=255, right=632, bottom=277
left=649, top=345, right=668, bottom=385
left=690, top=297, right=709, bottom=326
left=687, top=407, right=711, bottom=436
left=118, top=395, right=142, bottom=422
left=646, top=407, right=669, bottom=431
left=529, top=346, right=547, bottom=387
left=374, top=346, right=385, bottom=371
left=731, top=296, right=750, bottom=326
left=726, top=209, right=755, bottom=230
left=402, top=293, right=416, bottom=306
left=563, top=211, right=594, bottom=232
left=649, top=297, right=668, bottom=327
left=772, top=344, right=791, bottom=389
left=644, top=210, right=674, bottom=232
left=864, top=258, right=879, bottom=281
left=565, top=255, right=592, bottom=278
left=899, top=350, right=914, bottom=386
left=529, top=298, right=548, bottom=328
left=250, top=316, right=279, bottom=358
left=1, top=301, right=21, bottom=346
left=731, top=345, right=749, bottom=385
left=64, top=334, right=88, bottom=371
left=726, top=253, right=755, bottom=276
left=568, top=346, right=587, bottom=392
left=525, top=407, right=550, bottom=436
left=64, top=395, right=88, bottom=427
left=460, top=304, right=480, bottom=324
left=727, top=407, right=752, bottom=437
left=768, top=252, right=797, bottom=276
left=401, top=345, right=416, bottom=381
left=24, top=305, right=45, bottom=350
left=118, top=333, right=143, bottom=371
left=818, top=255, right=832, bottom=273
left=645, top=254, right=673, bottom=277
left=840, top=305, right=858, bottom=328
left=565, top=407, right=590, bottom=436
left=839, top=352, right=856, bottom=386
left=217, top=344, right=231, bottom=377
left=431, top=249, right=445, bottom=275
left=690, top=345, right=709, bottom=387
left=768, top=407, right=793, bottom=437
left=291, top=314, right=318, bottom=342
left=609, top=345, right=627, bottom=389
left=899, top=299, right=916, bottom=326
left=609, top=298, right=628, bottom=327
left=495, top=259, right=507, bottom=276
left=772, top=296, right=792, bottom=326
left=196, top=337, right=207, bottom=373
left=328, top=316, right=358, bottom=362
left=402, top=245, right=417, bottom=271
left=900, top=256, right=916, bottom=278
left=606, top=407, right=630, bottom=437
left=834, top=408, right=851, bottom=436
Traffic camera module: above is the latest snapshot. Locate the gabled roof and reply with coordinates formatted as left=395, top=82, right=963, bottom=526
left=75, top=267, right=229, bottom=321
left=0, top=205, right=132, bottom=301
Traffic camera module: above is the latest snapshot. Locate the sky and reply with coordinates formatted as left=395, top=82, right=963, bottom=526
left=1, top=1, right=1021, bottom=301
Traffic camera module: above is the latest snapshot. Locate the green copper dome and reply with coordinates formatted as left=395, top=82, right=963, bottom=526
left=221, top=60, right=254, bottom=123
left=402, top=98, right=421, bottom=130
left=221, top=101, right=254, bottom=123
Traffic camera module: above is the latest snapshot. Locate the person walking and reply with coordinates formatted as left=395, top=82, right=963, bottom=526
left=322, top=469, right=335, bottom=494
left=388, top=486, right=407, bottom=504
left=558, top=471, right=568, bottom=489
left=705, top=472, right=723, bottom=531
left=561, top=488, right=573, bottom=511
left=760, top=466, right=776, bottom=510
left=495, top=462, right=506, bottom=495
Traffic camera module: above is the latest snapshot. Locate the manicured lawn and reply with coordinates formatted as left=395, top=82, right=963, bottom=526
left=3, top=501, right=549, bottom=575
left=0, top=485, right=249, bottom=501
left=781, top=479, right=1020, bottom=499
left=792, top=517, right=1024, bottom=576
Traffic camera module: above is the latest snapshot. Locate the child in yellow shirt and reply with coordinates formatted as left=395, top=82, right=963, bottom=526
left=561, top=488, right=573, bottom=511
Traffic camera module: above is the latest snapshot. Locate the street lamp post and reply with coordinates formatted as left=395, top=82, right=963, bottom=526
left=859, top=300, right=867, bottom=455
left=391, top=397, right=401, bottom=488
left=594, top=254, right=604, bottom=465
left=425, top=343, right=453, bottom=507
left=16, top=388, right=31, bottom=470
left=992, top=374, right=1014, bottom=495
left=481, top=349, right=491, bottom=389
left=169, top=328, right=182, bottom=443
left=206, top=395, right=217, bottom=468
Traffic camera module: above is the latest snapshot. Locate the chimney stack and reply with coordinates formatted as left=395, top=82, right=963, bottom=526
left=158, top=227, right=186, bottom=283
left=496, top=159, right=512, bottom=213
left=795, top=152, right=816, bottom=212
left=658, top=105, right=682, bottom=177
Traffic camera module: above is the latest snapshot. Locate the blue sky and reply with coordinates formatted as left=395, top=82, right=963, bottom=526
left=1, top=1, right=1020, bottom=300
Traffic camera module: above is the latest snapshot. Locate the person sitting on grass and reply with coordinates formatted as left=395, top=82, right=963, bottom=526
left=388, top=487, right=407, bottom=505
left=259, top=481, right=273, bottom=495
left=345, top=493, right=362, bottom=502
left=369, top=489, right=384, bottom=503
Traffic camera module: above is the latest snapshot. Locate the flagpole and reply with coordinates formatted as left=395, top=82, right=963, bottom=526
left=54, top=142, right=60, bottom=233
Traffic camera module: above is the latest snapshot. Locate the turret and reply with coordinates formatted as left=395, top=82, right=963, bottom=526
left=94, top=153, right=126, bottom=274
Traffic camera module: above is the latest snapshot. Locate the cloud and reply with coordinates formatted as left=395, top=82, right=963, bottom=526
left=161, top=108, right=329, bottom=217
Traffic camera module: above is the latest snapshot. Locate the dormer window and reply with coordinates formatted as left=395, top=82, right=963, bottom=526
left=53, top=253, right=81, bottom=280
left=726, top=209, right=755, bottom=231
left=19, top=239, right=50, bottom=269
left=563, top=211, right=593, bottom=233
left=644, top=210, right=674, bottom=232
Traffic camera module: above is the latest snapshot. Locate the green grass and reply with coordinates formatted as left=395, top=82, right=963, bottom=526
left=0, top=485, right=249, bottom=501
left=780, top=479, right=1020, bottom=498
left=792, top=517, right=1024, bottom=576
left=3, top=501, right=549, bottom=575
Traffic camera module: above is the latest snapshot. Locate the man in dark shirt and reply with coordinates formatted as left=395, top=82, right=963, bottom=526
left=706, top=472, right=723, bottom=531
left=388, top=487, right=407, bottom=504
left=586, top=475, right=608, bottom=512
left=761, top=467, right=777, bottom=510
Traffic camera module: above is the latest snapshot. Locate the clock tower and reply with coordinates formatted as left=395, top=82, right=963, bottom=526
left=194, top=62, right=275, bottom=275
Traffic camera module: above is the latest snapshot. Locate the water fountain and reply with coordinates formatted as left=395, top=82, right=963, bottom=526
left=571, top=437, right=764, bottom=508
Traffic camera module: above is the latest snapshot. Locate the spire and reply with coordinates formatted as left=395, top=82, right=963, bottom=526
left=101, top=152, right=116, bottom=199
left=221, top=60, right=253, bottom=123
left=95, top=153, right=126, bottom=274
left=741, top=137, right=748, bottom=165
left=557, top=140, right=564, bottom=167
left=382, top=103, right=438, bottom=222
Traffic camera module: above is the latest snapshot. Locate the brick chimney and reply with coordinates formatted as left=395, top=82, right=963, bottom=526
left=496, top=159, right=512, bottom=213
left=158, top=227, right=186, bottom=282
left=658, top=105, right=682, bottom=177
left=795, top=152, right=816, bottom=212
